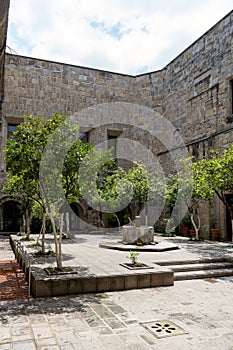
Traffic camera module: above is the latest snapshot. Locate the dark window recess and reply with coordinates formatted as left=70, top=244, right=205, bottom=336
left=7, top=124, right=18, bottom=138
left=226, top=80, right=233, bottom=123
left=108, top=134, right=117, bottom=158
left=231, top=80, right=233, bottom=115
left=192, top=143, right=199, bottom=159
left=79, top=132, right=89, bottom=143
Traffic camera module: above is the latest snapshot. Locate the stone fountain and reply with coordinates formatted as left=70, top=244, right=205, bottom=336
left=99, top=215, right=179, bottom=252
left=122, top=216, right=155, bottom=245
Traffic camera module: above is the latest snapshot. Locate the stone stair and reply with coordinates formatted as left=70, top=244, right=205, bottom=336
left=156, top=257, right=233, bottom=281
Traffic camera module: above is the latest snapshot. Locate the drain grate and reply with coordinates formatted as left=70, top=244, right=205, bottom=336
left=141, top=320, right=187, bottom=339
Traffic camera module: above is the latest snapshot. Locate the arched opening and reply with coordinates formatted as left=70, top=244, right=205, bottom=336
left=0, top=200, right=21, bottom=233
left=69, top=202, right=84, bottom=232
left=59, top=202, right=85, bottom=233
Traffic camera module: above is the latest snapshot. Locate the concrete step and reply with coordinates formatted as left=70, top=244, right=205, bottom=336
left=156, top=257, right=228, bottom=266
left=174, top=268, right=233, bottom=281
left=170, top=262, right=233, bottom=273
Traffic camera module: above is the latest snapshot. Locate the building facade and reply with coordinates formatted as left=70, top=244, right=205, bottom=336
left=0, top=1, right=233, bottom=239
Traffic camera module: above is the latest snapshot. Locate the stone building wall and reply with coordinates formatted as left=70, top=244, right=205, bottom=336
left=0, top=0, right=10, bottom=117
left=0, top=0, right=10, bottom=194
left=135, top=10, right=233, bottom=147
left=1, top=9, right=233, bottom=237
left=2, top=10, right=233, bottom=148
left=2, top=55, right=134, bottom=120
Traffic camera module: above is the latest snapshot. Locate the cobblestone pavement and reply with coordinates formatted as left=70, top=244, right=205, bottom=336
left=1, top=277, right=233, bottom=349
left=1, top=236, right=233, bottom=349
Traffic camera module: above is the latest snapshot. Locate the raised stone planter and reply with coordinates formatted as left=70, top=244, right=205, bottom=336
left=10, top=234, right=174, bottom=298
left=30, top=266, right=174, bottom=298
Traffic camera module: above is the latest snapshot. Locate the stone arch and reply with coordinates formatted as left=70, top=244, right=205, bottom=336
left=0, top=196, right=21, bottom=233
left=60, top=201, right=86, bottom=233
left=69, top=202, right=86, bottom=232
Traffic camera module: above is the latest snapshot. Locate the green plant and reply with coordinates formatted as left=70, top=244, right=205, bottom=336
left=34, top=249, right=56, bottom=257
left=27, top=242, right=42, bottom=248
left=21, top=236, right=35, bottom=241
left=127, top=251, right=139, bottom=265
left=17, top=232, right=25, bottom=236
left=182, top=215, right=191, bottom=227
left=211, top=218, right=217, bottom=229
left=47, top=266, right=57, bottom=273
left=162, top=232, right=176, bottom=237
left=123, top=214, right=130, bottom=225
left=48, top=250, right=56, bottom=257
left=108, top=213, right=118, bottom=226
left=161, top=218, right=176, bottom=235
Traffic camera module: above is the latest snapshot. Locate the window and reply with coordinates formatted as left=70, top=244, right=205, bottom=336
left=79, top=132, right=89, bottom=143
left=7, top=124, right=18, bottom=138
left=231, top=80, right=233, bottom=115
left=108, top=134, right=118, bottom=158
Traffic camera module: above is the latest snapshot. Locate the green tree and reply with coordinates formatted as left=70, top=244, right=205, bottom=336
left=97, top=162, right=163, bottom=225
left=165, top=159, right=214, bottom=239
left=198, top=145, right=233, bottom=240
left=4, top=115, right=50, bottom=240
left=5, top=113, right=91, bottom=269
left=3, top=174, right=34, bottom=238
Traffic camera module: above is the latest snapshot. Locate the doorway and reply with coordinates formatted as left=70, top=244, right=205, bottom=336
left=0, top=200, right=21, bottom=232
left=226, top=194, right=233, bottom=241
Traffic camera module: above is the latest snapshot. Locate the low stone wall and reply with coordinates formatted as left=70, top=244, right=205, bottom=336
left=10, top=235, right=174, bottom=298
left=30, top=266, right=174, bottom=298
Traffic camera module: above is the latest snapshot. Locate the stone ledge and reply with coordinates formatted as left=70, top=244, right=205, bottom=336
left=10, top=235, right=174, bottom=298
left=99, top=240, right=179, bottom=252
left=30, top=266, right=174, bottom=297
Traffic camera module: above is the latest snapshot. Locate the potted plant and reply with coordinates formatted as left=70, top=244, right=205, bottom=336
left=210, top=218, right=219, bottom=241
left=180, top=215, right=191, bottom=236
left=189, top=227, right=196, bottom=238
left=120, top=251, right=152, bottom=270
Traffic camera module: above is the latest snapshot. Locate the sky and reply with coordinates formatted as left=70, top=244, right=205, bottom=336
left=6, top=0, right=233, bottom=75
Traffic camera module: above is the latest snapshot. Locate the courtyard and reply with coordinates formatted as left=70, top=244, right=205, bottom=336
left=1, top=234, right=233, bottom=349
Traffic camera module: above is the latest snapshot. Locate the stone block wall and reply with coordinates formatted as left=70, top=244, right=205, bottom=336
left=2, top=10, right=233, bottom=152
left=1, top=9, right=233, bottom=238
left=2, top=55, right=134, bottom=120
left=0, top=0, right=10, bottom=118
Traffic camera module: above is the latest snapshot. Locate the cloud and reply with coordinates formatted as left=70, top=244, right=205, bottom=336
left=6, top=0, right=233, bottom=74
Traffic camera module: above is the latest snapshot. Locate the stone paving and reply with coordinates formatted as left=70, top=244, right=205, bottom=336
left=1, top=235, right=233, bottom=349
left=1, top=278, right=233, bottom=349
left=0, top=239, right=29, bottom=301
left=0, top=260, right=29, bottom=301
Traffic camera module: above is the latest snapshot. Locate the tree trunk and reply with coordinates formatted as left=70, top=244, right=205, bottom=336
left=229, top=209, right=233, bottom=242
left=231, top=219, right=233, bottom=242
left=50, top=214, right=62, bottom=270
left=40, top=182, right=63, bottom=269
left=113, top=213, right=121, bottom=231
left=65, top=212, right=70, bottom=238
left=226, top=204, right=233, bottom=242
left=25, top=208, right=31, bottom=239
left=22, top=213, right=26, bottom=233
left=190, top=212, right=200, bottom=240
left=60, top=212, right=64, bottom=234
left=41, top=211, right=46, bottom=254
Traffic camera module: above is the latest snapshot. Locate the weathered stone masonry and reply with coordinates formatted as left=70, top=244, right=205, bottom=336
left=0, top=0, right=10, bottom=117
left=0, top=8, right=233, bottom=238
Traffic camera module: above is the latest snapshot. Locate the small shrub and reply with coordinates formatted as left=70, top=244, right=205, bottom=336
left=17, top=232, right=25, bottom=236
left=127, top=251, right=139, bottom=265
left=27, top=242, right=42, bottom=248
